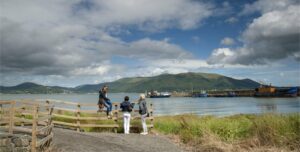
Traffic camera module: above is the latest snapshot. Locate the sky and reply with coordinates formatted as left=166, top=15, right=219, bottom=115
left=0, top=0, right=299, bottom=87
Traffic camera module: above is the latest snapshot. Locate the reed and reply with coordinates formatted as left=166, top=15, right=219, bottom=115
left=154, top=113, right=300, bottom=151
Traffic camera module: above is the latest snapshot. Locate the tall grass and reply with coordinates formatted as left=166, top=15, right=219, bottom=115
left=154, top=113, right=300, bottom=151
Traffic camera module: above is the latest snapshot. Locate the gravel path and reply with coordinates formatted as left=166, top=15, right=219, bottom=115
left=52, top=128, right=182, bottom=152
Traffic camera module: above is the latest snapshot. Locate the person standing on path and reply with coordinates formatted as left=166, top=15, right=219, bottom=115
left=98, top=85, right=113, bottom=118
left=120, top=96, right=133, bottom=134
left=138, top=94, right=148, bottom=135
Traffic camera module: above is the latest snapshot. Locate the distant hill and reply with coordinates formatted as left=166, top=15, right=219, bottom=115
left=0, top=72, right=260, bottom=94
left=0, top=82, right=72, bottom=94
left=75, top=72, right=260, bottom=93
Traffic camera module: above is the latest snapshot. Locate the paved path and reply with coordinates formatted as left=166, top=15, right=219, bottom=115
left=52, top=128, right=182, bottom=152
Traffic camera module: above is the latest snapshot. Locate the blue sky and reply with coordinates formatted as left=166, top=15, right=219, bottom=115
left=0, top=0, right=299, bottom=87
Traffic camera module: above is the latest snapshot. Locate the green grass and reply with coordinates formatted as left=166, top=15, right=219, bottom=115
left=154, top=113, right=300, bottom=150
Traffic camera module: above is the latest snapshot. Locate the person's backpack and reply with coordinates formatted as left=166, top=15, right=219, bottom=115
left=128, top=103, right=133, bottom=112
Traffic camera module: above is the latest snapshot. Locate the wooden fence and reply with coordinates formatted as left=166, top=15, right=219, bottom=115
left=46, top=99, right=154, bottom=132
left=0, top=100, right=54, bottom=152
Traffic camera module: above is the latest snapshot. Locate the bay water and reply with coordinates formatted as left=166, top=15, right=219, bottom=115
left=0, top=93, right=299, bottom=116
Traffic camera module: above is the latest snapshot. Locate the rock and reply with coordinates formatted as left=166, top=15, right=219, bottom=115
left=13, top=146, right=31, bottom=152
left=12, top=135, right=31, bottom=147
left=0, top=143, right=14, bottom=152
left=0, top=138, right=11, bottom=146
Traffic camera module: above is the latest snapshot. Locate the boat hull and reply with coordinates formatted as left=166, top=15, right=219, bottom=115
left=254, top=87, right=298, bottom=97
left=149, top=95, right=171, bottom=98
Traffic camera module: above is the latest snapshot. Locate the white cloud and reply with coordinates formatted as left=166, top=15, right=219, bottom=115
left=225, top=17, right=238, bottom=24
left=0, top=0, right=209, bottom=79
left=72, top=66, right=109, bottom=76
left=75, top=0, right=214, bottom=31
left=220, top=37, right=235, bottom=45
left=209, top=1, right=300, bottom=65
left=240, top=0, right=299, bottom=15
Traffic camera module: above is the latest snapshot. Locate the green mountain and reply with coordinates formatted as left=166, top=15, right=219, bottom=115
left=0, top=82, right=72, bottom=94
left=0, top=72, right=260, bottom=94
left=74, top=72, right=260, bottom=93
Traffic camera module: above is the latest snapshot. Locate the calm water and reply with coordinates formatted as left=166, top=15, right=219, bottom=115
left=0, top=93, right=299, bottom=116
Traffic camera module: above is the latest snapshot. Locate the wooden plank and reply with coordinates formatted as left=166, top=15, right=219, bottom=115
left=53, top=114, right=114, bottom=120
left=47, top=100, right=79, bottom=106
left=0, top=101, right=14, bottom=105
left=53, top=121, right=77, bottom=127
left=0, top=121, right=9, bottom=125
left=37, top=115, right=52, bottom=122
left=18, top=100, right=39, bottom=105
left=0, top=107, right=15, bottom=111
left=0, top=133, right=13, bottom=138
left=79, top=117, right=113, bottom=120
left=53, top=114, right=77, bottom=119
left=54, top=107, right=77, bottom=113
left=79, top=124, right=119, bottom=128
left=36, top=133, right=53, bottom=147
left=15, top=110, right=49, bottom=115
left=0, top=126, right=33, bottom=134
left=13, top=126, right=32, bottom=134
left=37, top=124, right=53, bottom=134
left=130, top=116, right=154, bottom=120
left=78, top=103, right=97, bottom=106
left=13, top=117, right=33, bottom=123
left=1, top=118, right=46, bottom=126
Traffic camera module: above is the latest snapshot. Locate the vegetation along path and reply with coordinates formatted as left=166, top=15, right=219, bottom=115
left=52, top=128, right=182, bottom=152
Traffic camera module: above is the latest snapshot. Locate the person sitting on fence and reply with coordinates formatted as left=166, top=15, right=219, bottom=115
left=120, top=96, right=134, bottom=134
left=138, top=94, right=149, bottom=135
left=98, top=85, right=113, bottom=118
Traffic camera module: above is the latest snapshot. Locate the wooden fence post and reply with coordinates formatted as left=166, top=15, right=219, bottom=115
left=21, top=103, right=25, bottom=127
left=31, top=105, right=38, bottom=152
left=8, top=101, right=15, bottom=134
left=114, top=104, right=118, bottom=133
left=45, top=100, right=50, bottom=125
left=76, top=104, right=81, bottom=132
left=0, top=103, right=2, bottom=120
left=150, top=103, right=153, bottom=128
left=46, top=100, right=50, bottom=114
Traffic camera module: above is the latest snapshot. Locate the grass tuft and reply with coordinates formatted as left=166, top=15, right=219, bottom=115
left=154, top=113, right=300, bottom=151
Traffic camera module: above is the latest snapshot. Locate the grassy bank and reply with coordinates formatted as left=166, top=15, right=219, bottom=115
left=154, top=113, right=300, bottom=152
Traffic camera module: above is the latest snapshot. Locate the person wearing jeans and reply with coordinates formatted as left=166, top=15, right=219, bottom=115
left=98, top=85, right=113, bottom=118
left=120, top=96, right=133, bottom=134
left=138, top=94, right=148, bottom=135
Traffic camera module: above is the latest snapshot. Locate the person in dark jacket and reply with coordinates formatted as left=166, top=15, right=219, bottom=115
left=98, top=85, right=112, bottom=118
left=138, top=94, right=148, bottom=135
left=120, top=96, right=133, bottom=134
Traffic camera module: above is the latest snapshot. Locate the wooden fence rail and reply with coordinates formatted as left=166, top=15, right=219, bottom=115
left=0, top=100, right=54, bottom=152
left=45, top=99, right=154, bottom=132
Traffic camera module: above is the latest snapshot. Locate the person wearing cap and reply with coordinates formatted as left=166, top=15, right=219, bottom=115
left=120, top=96, right=133, bottom=134
left=138, top=94, right=148, bottom=135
